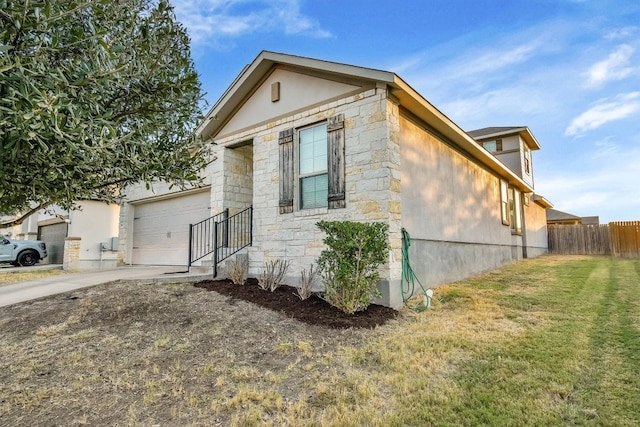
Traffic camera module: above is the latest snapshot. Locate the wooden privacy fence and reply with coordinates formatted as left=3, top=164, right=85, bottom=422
left=610, top=221, right=640, bottom=258
left=547, top=221, right=640, bottom=258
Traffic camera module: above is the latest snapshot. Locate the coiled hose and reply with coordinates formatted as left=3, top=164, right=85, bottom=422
left=401, top=227, right=432, bottom=312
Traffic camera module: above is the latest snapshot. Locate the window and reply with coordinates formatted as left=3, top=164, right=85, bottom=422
left=484, top=139, right=502, bottom=153
left=299, top=123, right=328, bottom=209
left=524, top=147, right=531, bottom=174
left=279, top=114, right=345, bottom=214
left=508, top=187, right=522, bottom=234
left=500, top=180, right=509, bottom=225
left=500, top=180, right=522, bottom=233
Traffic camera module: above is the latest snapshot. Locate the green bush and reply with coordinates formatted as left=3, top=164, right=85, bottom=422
left=316, top=221, right=390, bottom=314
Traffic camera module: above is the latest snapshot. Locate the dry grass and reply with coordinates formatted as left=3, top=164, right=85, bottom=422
left=1, top=255, right=639, bottom=426
left=0, top=268, right=65, bottom=286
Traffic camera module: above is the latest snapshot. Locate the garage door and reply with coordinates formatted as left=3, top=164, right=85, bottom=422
left=132, top=190, right=211, bottom=265
left=38, top=222, right=68, bottom=264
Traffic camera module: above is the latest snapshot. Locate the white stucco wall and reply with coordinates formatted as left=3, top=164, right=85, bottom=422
left=218, top=67, right=363, bottom=138
left=523, top=199, right=549, bottom=257
left=65, top=201, right=120, bottom=270
left=399, top=114, right=524, bottom=287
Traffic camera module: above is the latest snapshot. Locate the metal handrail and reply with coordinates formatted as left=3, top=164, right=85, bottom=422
left=188, top=206, right=253, bottom=277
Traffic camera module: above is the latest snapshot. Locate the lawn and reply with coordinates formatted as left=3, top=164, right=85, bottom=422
left=0, top=268, right=65, bottom=286
left=0, top=255, right=638, bottom=426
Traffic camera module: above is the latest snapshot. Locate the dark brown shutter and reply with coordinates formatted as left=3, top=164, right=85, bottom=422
left=278, top=128, right=294, bottom=214
left=327, top=114, right=345, bottom=209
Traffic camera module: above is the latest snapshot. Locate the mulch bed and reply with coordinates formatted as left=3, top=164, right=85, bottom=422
left=194, top=278, right=397, bottom=329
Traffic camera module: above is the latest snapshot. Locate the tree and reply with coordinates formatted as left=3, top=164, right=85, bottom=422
left=0, top=0, right=210, bottom=225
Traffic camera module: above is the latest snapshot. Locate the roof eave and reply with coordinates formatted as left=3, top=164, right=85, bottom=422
left=532, top=194, right=554, bottom=209
left=390, top=77, right=535, bottom=193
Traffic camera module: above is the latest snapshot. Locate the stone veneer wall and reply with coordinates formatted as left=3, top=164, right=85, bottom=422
left=222, top=144, right=253, bottom=214
left=212, top=87, right=404, bottom=308
left=63, top=237, right=81, bottom=271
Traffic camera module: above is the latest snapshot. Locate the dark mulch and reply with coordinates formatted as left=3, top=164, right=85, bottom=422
left=194, top=278, right=397, bottom=329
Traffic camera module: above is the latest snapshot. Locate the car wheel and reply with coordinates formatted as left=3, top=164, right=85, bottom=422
left=17, top=250, right=39, bottom=267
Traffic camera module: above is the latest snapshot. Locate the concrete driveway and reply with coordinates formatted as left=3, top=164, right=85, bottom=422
left=0, top=265, right=211, bottom=308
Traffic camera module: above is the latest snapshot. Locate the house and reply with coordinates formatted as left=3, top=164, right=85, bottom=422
left=1, top=201, right=120, bottom=270
left=546, top=208, right=600, bottom=225
left=118, top=51, right=552, bottom=308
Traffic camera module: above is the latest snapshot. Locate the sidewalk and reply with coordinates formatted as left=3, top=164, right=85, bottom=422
left=0, top=266, right=212, bottom=308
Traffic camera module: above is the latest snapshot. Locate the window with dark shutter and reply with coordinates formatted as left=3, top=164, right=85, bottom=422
left=279, top=128, right=294, bottom=214
left=299, top=123, right=328, bottom=209
left=327, top=114, right=345, bottom=209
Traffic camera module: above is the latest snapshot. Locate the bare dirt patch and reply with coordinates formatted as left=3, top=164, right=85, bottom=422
left=0, top=278, right=397, bottom=426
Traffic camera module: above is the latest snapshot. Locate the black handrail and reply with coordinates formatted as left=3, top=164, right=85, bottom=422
left=188, top=206, right=253, bottom=277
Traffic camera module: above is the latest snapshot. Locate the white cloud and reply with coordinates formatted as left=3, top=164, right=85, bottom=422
left=438, top=86, right=548, bottom=130
left=605, top=26, right=639, bottom=41
left=565, top=92, right=640, bottom=136
left=171, top=0, right=332, bottom=46
left=586, top=44, right=635, bottom=87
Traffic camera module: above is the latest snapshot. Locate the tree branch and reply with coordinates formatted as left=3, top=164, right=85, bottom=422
left=0, top=203, right=46, bottom=228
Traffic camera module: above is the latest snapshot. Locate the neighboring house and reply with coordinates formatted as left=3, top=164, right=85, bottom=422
left=547, top=208, right=581, bottom=225
left=581, top=216, right=600, bottom=225
left=119, top=51, right=552, bottom=308
left=546, top=208, right=599, bottom=225
left=1, top=201, right=120, bottom=270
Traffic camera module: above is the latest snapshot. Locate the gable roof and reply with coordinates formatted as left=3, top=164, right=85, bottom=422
left=547, top=208, right=581, bottom=222
left=468, top=126, right=541, bottom=150
left=197, top=51, right=535, bottom=193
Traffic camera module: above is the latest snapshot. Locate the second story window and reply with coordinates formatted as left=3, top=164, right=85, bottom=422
left=524, top=147, right=531, bottom=174
left=484, top=139, right=502, bottom=153
left=299, top=123, right=328, bottom=209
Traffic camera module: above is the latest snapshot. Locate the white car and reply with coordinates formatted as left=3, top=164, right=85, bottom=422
left=0, top=236, right=48, bottom=267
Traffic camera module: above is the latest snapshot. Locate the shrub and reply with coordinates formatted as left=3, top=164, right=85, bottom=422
left=225, top=255, right=248, bottom=285
left=296, top=264, right=317, bottom=300
left=316, top=221, right=390, bottom=314
left=258, top=259, right=290, bottom=292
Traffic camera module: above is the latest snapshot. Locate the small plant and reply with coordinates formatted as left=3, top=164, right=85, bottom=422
left=316, top=220, right=390, bottom=314
left=226, top=255, right=248, bottom=285
left=258, top=259, right=290, bottom=292
left=296, top=264, right=317, bottom=300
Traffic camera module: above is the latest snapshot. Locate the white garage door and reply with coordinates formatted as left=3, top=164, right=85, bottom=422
left=132, top=190, right=211, bottom=265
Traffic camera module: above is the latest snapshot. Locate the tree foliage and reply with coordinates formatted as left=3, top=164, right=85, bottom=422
left=0, top=0, right=210, bottom=224
left=316, top=220, right=390, bottom=314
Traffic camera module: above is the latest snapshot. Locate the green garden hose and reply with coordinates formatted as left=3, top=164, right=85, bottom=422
left=401, top=227, right=432, bottom=312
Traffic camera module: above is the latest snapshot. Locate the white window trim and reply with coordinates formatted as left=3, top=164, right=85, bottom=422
left=298, top=122, right=328, bottom=210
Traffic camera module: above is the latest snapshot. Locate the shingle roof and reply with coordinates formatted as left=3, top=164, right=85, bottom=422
left=546, top=208, right=581, bottom=221
left=467, top=127, right=527, bottom=138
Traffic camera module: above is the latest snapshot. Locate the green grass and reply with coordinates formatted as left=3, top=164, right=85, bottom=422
left=1, top=255, right=638, bottom=426
left=340, top=255, right=640, bottom=426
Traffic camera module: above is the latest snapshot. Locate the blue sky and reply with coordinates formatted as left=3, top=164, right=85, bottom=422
left=170, top=0, right=640, bottom=223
